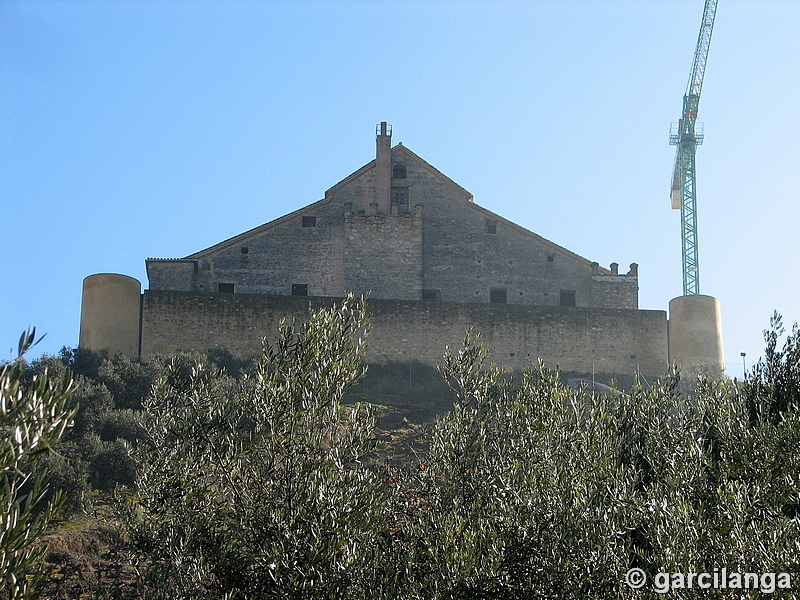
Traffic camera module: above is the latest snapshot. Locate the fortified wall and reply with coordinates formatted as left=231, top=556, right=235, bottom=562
left=79, top=123, right=724, bottom=382
left=139, top=290, right=668, bottom=379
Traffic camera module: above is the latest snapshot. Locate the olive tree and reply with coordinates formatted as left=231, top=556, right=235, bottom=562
left=392, top=328, right=800, bottom=599
left=1, top=329, right=76, bottom=600
left=125, top=295, right=387, bottom=599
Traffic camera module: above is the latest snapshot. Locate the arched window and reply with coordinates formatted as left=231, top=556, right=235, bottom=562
left=392, top=163, right=407, bottom=179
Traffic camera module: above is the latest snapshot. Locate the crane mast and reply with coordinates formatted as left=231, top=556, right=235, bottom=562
left=670, top=0, right=718, bottom=296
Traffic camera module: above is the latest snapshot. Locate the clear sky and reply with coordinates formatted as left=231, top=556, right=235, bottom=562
left=2, top=0, right=798, bottom=378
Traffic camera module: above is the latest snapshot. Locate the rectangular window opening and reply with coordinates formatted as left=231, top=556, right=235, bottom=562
left=241, top=246, right=249, bottom=254
left=302, top=216, right=317, bottom=227
left=218, top=283, right=235, bottom=293
left=490, top=288, right=507, bottom=304
left=391, top=188, right=409, bottom=213
left=485, top=220, right=498, bottom=234
left=292, top=284, right=308, bottom=296
left=560, top=290, right=576, bottom=307
left=421, top=289, right=440, bottom=301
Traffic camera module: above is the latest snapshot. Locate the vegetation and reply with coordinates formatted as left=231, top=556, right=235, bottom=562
left=1, top=330, right=76, bottom=600
left=5, top=305, right=800, bottom=598
left=124, top=295, right=384, bottom=599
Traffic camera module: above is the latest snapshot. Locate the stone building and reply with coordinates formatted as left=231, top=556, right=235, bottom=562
left=80, top=124, right=725, bottom=381
left=146, top=123, right=638, bottom=310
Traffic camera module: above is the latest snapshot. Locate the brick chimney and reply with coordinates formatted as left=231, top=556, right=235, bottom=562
left=375, top=122, right=392, bottom=213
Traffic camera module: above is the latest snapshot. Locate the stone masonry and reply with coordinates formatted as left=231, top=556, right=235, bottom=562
left=139, top=124, right=666, bottom=379
left=141, top=291, right=668, bottom=379
left=146, top=124, right=639, bottom=310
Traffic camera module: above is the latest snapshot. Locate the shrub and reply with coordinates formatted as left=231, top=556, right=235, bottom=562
left=390, top=330, right=800, bottom=598
left=24, top=440, right=89, bottom=516
left=1, top=329, right=76, bottom=600
left=97, top=355, right=160, bottom=411
left=89, top=438, right=136, bottom=491
left=120, top=314, right=800, bottom=599
left=125, top=295, right=386, bottom=599
left=97, top=409, right=145, bottom=444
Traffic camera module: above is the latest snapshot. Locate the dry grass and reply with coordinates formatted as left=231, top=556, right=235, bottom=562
left=39, top=495, right=139, bottom=600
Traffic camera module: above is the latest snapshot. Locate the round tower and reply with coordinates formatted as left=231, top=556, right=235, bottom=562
left=79, top=273, right=141, bottom=358
left=668, top=294, right=725, bottom=380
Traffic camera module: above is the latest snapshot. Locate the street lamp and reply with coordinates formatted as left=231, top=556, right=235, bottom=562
left=740, top=352, right=747, bottom=378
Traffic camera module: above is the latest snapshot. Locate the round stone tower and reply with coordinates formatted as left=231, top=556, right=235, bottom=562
left=79, top=273, right=141, bottom=358
left=668, top=294, right=725, bottom=380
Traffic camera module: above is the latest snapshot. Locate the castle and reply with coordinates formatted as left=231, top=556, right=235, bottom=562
left=79, top=124, right=724, bottom=381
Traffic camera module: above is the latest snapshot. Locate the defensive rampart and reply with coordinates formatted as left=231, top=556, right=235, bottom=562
left=140, top=290, right=668, bottom=379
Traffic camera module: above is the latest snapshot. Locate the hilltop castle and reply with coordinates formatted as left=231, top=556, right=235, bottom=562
left=79, top=124, right=724, bottom=381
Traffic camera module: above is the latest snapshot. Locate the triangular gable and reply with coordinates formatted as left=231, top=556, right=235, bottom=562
left=325, top=144, right=473, bottom=202
left=175, top=143, right=603, bottom=272
left=185, top=144, right=472, bottom=260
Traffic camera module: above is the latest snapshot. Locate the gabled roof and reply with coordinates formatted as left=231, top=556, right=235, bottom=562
left=182, top=197, right=327, bottom=260
left=157, top=143, right=606, bottom=273
left=180, top=143, right=471, bottom=260
left=466, top=201, right=611, bottom=273
left=325, top=143, right=473, bottom=202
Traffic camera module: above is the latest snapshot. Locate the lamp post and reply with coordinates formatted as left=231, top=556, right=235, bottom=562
left=740, top=352, right=747, bottom=378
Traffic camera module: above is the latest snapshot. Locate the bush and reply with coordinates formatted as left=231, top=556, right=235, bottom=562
left=384, top=330, right=800, bottom=598
left=745, top=312, right=800, bottom=422
left=120, top=314, right=800, bottom=599
left=1, top=329, right=76, bottom=600
left=97, top=409, right=145, bottom=444
left=24, top=440, right=90, bottom=516
left=97, top=355, right=161, bottom=411
left=89, top=438, right=136, bottom=491
left=125, top=295, right=386, bottom=599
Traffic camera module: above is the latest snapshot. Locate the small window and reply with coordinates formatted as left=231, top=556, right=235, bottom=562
left=302, top=216, right=317, bottom=228
left=421, top=289, right=440, bottom=301
left=218, top=283, right=235, bottom=293
left=392, top=163, right=407, bottom=179
left=490, top=288, right=507, bottom=304
left=485, top=220, right=497, bottom=234
left=560, top=290, right=576, bottom=307
left=547, top=255, right=554, bottom=263
left=241, top=246, right=249, bottom=254
left=391, top=188, right=409, bottom=211
left=291, top=284, right=308, bottom=296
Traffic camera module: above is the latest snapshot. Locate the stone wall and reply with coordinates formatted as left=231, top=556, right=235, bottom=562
left=146, top=259, right=197, bottom=291
left=344, top=209, right=423, bottom=300
left=591, top=268, right=639, bottom=310
left=146, top=139, right=639, bottom=310
left=140, top=290, right=668, bottom=379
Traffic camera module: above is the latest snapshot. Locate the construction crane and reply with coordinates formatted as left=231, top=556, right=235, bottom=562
left=670, top=0, right=718, bottom=296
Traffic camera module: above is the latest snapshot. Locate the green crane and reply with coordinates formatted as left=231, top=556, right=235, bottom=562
left=670, top=0, right=718, bottom=296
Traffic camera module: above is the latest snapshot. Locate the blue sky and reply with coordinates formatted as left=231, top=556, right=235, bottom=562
left=2, top=0, right=798, bottom=378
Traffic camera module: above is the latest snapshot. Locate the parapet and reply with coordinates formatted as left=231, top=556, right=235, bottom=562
left=590, top=262, right=639, bottom=309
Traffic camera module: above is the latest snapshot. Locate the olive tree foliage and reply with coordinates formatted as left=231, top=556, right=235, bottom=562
left=1, top=329, right=76, bottom=600
left=124, top=311, right=800, bottom=600
left=125, top=295, right=387, bottom=600
left=389, top=329, right=800, bottom=599
left=746, top=312, right=800, bottom=422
